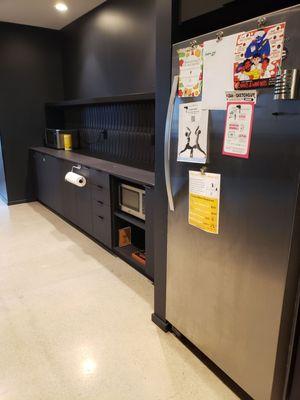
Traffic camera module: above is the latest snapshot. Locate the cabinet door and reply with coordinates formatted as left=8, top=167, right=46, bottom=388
left=34, top=152, right=48, bottom=204
left=34, top=152, right=61, bottom=212
left=92, top=203, right=112, bottom=248
left=74, top=186, right=93, bottom=236
left=61, top=161, right=77, bottom=224
left=48, top=155, right=63, bottom=214
left=61, top=162, right=93, bottom=235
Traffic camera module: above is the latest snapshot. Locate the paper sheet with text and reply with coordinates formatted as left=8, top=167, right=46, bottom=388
left=202, top=33, right=240, bottom=110
left=222, top=101, right=254, bottom=158
left=189, top=171, right=221, bottom=234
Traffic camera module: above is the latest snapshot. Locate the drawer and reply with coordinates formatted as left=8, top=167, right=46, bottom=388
left=90, top=169, right=110, bottom=189
left=91, top=184, right=110, bottom=205
left=92, top=197, right=106, bottom=214
left=92, top=205, right=112, bottom=248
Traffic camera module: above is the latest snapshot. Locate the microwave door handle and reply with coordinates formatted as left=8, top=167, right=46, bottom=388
left=164, top=75, right=178, bottom=212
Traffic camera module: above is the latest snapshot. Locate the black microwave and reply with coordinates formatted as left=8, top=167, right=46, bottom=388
left=44, top=129, right=78, bottom=149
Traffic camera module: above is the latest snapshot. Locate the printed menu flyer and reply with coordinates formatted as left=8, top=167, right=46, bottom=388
left=234, top=22, right=285, bottom=89
left=178, top=45, right=203, bottom=97
left=222, top=101, right=254, bottom=158
left=189, top=171, right=221, bottom=234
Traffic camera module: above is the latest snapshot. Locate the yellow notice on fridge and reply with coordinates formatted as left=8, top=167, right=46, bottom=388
left=189, top=171, right=221, bottom=234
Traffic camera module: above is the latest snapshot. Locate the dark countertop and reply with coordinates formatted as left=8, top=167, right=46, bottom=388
left=31, top=146, right=155, bottom=187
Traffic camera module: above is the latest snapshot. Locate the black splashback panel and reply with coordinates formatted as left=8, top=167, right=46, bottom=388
left=63, top=100, right=155, bottom=171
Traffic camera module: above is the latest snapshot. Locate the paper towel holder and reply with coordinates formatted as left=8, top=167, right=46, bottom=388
left=71, top=165, right=81, bottom=173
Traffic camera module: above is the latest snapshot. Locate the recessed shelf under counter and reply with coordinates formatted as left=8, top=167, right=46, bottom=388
left=114, top=210, right=145, bottom=230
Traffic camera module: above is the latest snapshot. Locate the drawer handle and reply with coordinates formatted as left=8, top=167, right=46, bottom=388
left=97, top=200, right=103, bottom=205
left=98, top=215, right=104, bottom=220
left=97, top=185, right=103, bottom=189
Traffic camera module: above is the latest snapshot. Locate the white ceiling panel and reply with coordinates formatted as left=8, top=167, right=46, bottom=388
left=0, top=0, right=106, bottom=30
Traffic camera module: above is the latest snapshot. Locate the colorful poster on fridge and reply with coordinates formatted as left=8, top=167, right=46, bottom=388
left=222, top=101, right=254, bottom=158
left=177, top=102, right=208, bottom=164
left=178, top=45, right=203, bottom=97
left=234, top=22, right=285, bottom=89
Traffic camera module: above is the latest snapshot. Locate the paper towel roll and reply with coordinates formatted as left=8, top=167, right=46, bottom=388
left=65, top=171, right=86, bottom=187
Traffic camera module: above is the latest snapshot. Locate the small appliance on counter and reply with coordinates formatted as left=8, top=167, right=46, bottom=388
left=44, top=129, right=79, bottom=150
left=119, top=183, right=145, bottom=220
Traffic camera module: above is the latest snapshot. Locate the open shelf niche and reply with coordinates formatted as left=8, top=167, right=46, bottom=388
left=111, top=176, right=151, bottom=279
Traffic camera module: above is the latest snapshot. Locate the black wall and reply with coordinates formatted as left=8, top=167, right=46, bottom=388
left=0, top=0, right=155, bottom=204
left=62, top=0, right=155, bottom=100
left=63, top=100, right=155, bottom=171
left=173, top=0, right=300, bottom=42
left=0, top=22, right=63, bottom=203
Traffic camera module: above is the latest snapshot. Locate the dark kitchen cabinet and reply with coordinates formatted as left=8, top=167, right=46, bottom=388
left=33, top=152, right=62, bottom=213
left=33, top=152, right=48, bottom=203
left=60, top=161, right=77, bottom=224
left=32, top=148, right=155, bottom=279
left=58, top=161, right=93, bottom=236
left=92, top=204, right=112, bottom=248
left=74, top=184, right=93, bottom=236
left=90, top=169, right=112, bottom=248
left=32, top=150, right=111, bottom=249
left=173, top=0, right=299, bottom=42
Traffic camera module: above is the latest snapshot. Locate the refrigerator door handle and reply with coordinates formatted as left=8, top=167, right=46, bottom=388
left=164, top=75, right=179, bottom=212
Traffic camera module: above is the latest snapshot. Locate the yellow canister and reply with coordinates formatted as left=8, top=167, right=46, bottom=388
left=64, top=134, right=72, bottom=151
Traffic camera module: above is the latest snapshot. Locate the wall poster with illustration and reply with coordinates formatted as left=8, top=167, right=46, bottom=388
left=234, top=22, right=285, bottom=89
left=177, top=102, right=208, bottom=164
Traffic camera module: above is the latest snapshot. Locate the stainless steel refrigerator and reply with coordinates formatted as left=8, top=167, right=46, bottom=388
left=164, top=5, right=300, bottom=400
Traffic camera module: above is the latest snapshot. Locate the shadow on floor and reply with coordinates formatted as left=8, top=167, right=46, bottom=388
left=28, top=202, right=153, bottom=307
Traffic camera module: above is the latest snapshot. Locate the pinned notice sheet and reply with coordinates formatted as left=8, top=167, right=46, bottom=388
left=222, top=101, right=254, bottom=158
left=177, top=45, right=203, bottom=97
left=189, top=171, right=221, bottom=234
left=177, top=102, right=208, bottom=164
left=202, top=33, right=240, bottom=110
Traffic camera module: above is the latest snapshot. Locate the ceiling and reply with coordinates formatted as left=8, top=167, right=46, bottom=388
left=0, top=0, right=106, bottom=30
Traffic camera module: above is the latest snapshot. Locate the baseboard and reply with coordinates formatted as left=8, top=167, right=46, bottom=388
left=151, top=313, right=171, bottom=332
left=7, top=198, right=36, bottom=206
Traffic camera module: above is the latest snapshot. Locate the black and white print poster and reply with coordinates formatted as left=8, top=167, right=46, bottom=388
left=177, top=102, right=208, bottom=164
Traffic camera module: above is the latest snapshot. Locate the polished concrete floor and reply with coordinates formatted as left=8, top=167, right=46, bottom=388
left=0, top=201, right=239, bottom=400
